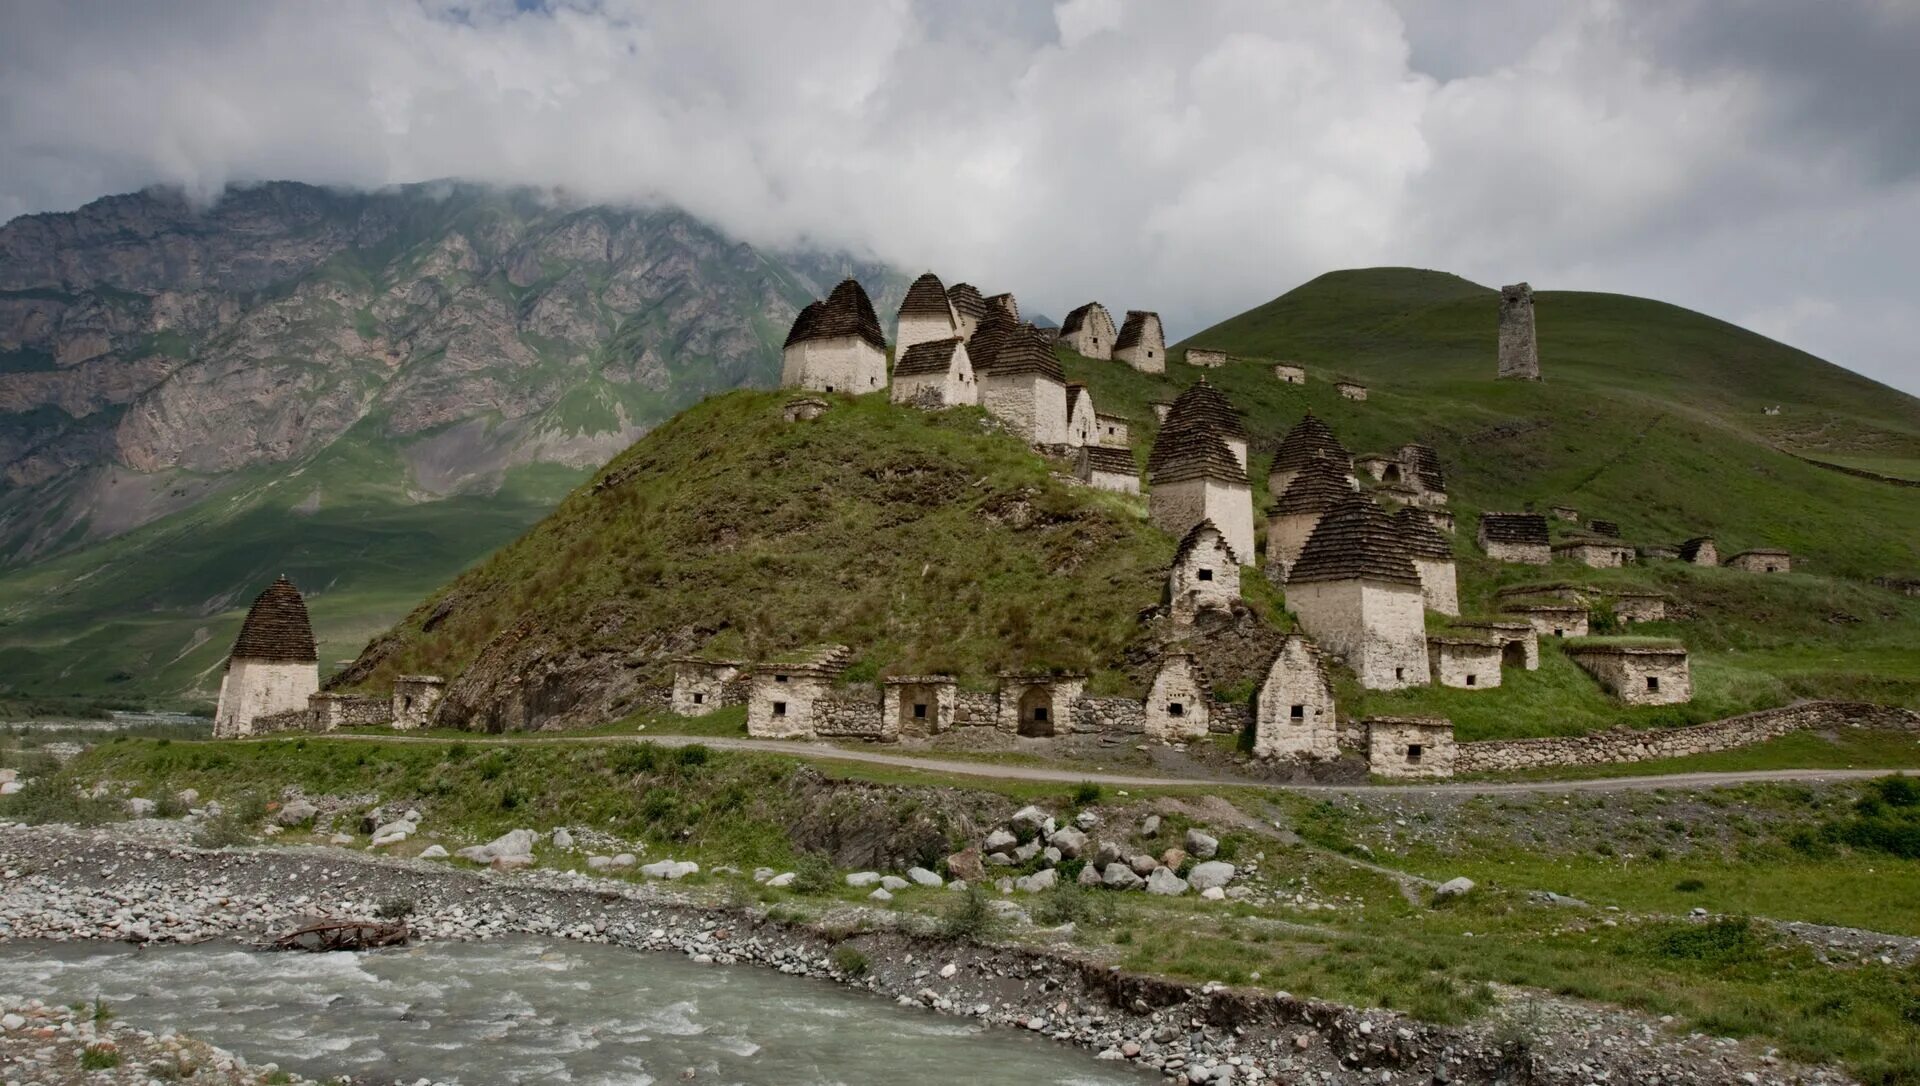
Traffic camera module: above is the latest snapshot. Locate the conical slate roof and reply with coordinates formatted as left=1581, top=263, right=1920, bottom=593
left=1273, top=414, right=1353, bottom=474
left=1288, top=498, right=1421, bottom=586
left=1395, top=507, right=1455, bottom=559
left=967, top=308, right=1019, bottom=373
left=1269, top=458, right=1353, bottom=516
left=946, top=282, right=988, bottom=320
left=898, top=272, right=954, bottom=319
left=785, top=278, right=886, bottom=351
left=988, top=326, right=1066, bottom=381
left=1114, top=310, right=1161, bottom=350
left=1162, top=379, right=1248, bottom=440
left=894, top=337, right=963, bottom=377
left=229, top=575, right=318, bottom=663
left=1480, top=512, right=1549, bottom=546
left=1149, top=426, right=1248, bottom=486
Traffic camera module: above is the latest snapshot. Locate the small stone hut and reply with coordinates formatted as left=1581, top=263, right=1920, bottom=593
left=1366, top=717, right=1456, bottom=780
left=1168, top=519, right=1241, bottom=620
left=1395, top=507, right=1459, bottom=615
left=1269, top=413, right=1356, bottom=497
left=1452, top=620, right=1538, bottom=671
left=391, top=675, right=446, bottom=729
left=1552, top=536, right=1636, bottom=569
left=1611, top=592, right=1668, bottom=623
left=894, top=272, right=960, bottom=364
left=1252, top=635, right=1337, bottom=761
left=1427, top=637, right=1503, bottom=690
left=1157, top=379, right=1249, bottom=468
left=1064, top=384, right=1099, bottom=447
left=1498, top=282, right=1540, bottom=380
left=1185, top=348, right=1228, bottom=368
left=946, top=283, right=989, bottom=340
left=980, top=327, right=1070, bottom=446
left=747, top=646, right=850, bottom=739
left=997, top=673, right=1086, bottom=738
left=308, top=692, right=387, bottom=731
left=1726, top=549, right=1791, bottom=574
left=891, top=337, right=976, bottom=408
left=1077, top=445, right=1140, bottom=494
left=1678, top=537, right=1719, bottom=566
left=1144, top=653, right=1210, bottom=742
left=1266, top=459, right=1352, bottom=581
left=1551, top=505, right=1579, bottom=522
left=1506, top=603, right=1590, bottom=639
left=1285, top=497, right=1430, bottom=690
left=1477, top=512, right=1551, bottom=565
left=783, top=397, right=829, bottom=422
left=1336, top=381, right=1368, bottom=401
left=1094, top=412, right=1131, bottom=448
left=1114, top=310, right=1166, bottom=373
left=883, top=676, right=958, bottom=739
left=213, top=575, right=321, bottom=739
left=1566, top=641, right=1692, bottom=705
left=781, top=279, right=888, bottom=395
left=1058, top=302, right=1117, bottom=359
left=672, top=658, right=744, bottom=717
left=1274, top=364, right=1306, bottom=384
left=1148, top=427, right=1254, bottom=565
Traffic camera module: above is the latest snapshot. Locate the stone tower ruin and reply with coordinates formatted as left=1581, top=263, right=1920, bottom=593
left=1497, top=282, right=1539, bottom=380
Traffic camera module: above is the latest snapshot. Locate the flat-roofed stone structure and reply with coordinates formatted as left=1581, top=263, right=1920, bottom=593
left=1551, top=505, right=1579, bottom=522
left=997, top=673, right=1086, bottom=737
left=1168, top=519, right=1241, bottom=620
left=1064, top=384, right=1099, bottom=447
left=894, top=272, right=960, bottom=363
left=1566, top=641, right=1692, bottom=705
left=1428, top=637, right=1503, bottom=689
left=1266, top=459, right=1352, bottom=581
left=1269, top=413, right=1356, bottom=497
left=1077, top=445, right=1140, bottom=494
left=1158, top=379, right=1249, bottom=468
left=1185, top=347, right=1228, bottom=368
left=672, top=658, right=744, bottom=717
left=1553, top=536, right=1636, bottom=569
left=980, top=327, right=1070, bottom=445
left=1274, top=363, right=1306, bottom=384
left=1149, top=427, right=1254, bottom=564
left=391, top=674, right=446, bottom=729
left=214, top=575, right=321, bottom=739
left=783, top=396, right=829, bottom=422
left=1726, top=549, right=1792, bottom=574
left=1094, top=412, right=1131, bottom=448
left=1611, top=592, right=1668, bottom=623
left=1114, top=310, right=1166, bottom=373
left=883, top=676, right=958, bottom=739
left=1144, top=653, right=1210, bottom=741
left=1252, top=635, right=1338, bottom=760
left=1678, top=537, right=1719, bottom=566
left=946, top=282, right=989, bottom=341
left=1336, top=381, right=1368, bottom=401
left=747, top=646, right=850, bottom=738
left=1497, top=282, right=1540, bottom=380
left=891, top=337, right=976, bottom=408
left=1286, top=497, right=1429, bottom=690
left=781, top=278, right=888, bottom=395
left=1453, top=620, right=1539, bottom=671
left=1366, top=717, right=1456, bottom=779
left=1478, top=512, right=1551, bottom=565
left=1058, top=302, right=1117, bottom=359
left=309, top=693, right=388, bottom=731
left=1396, top=507, right=1459, bottom=615
left=1506, top=603, right=1590, bottom=639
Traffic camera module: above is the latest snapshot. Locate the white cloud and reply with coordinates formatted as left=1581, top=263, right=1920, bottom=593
left=0, top=0, right=1915, bottom=393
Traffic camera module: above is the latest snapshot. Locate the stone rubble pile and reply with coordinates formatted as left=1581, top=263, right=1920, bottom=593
left=0, top=997, right=319, bottom=1085
left=948, top=806, right=1248, bottom=901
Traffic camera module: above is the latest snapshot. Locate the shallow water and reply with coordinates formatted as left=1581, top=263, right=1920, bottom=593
left=0, top=937, right=1156, bottom=1085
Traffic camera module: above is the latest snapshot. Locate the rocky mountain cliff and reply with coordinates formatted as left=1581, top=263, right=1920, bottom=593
left=0, top=181, right=901, bottom=708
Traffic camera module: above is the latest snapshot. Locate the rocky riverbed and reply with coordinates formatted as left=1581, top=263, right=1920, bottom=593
left=0, top=820, right=1856, bottom=1086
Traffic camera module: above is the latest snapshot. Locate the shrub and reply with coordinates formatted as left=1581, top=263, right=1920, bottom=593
left=0, top=778, right=120, bottom=826
left=375, top=897, right=415, bottom=920
left=675, top=744, right=711, bottom=768
left=1069, top=780, right=1102, bottom=807
left=79, top=1045, right=121, bottom=1070
left=829, top=944, right=868, bottom=976
left=940, top=884, right=999, bottom=941
left=195, top=792, right=267, bottom=849
left=789, top=852, right=837, bottom=895
left=1034, top=879, right=1114, bottom=927
left=1655, top=917, right=1765, bottom=965
left=1672, top=878, right=1706, bottom=892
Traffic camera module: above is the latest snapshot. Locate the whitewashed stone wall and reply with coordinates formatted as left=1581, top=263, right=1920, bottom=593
left=1144, top=656, right=1210, bottom=741
left=1512, top=609, right=1589, bottom=638
left=813, top=689, right=894, bottom=741
left=983, top=372, right=1069, bottom=446
left=996, top=677, right=1085, bottom=736
left=1410, top=556, right=1459, bottom=616
left=1457, top=702, right=1920, bottom=773
left=1427, top=641, right=1502, bottom=689
left=1169, top=528, right=1241, bottom=619
left=1116, top=321, right=1166, bottom=373
left=1253, top=637, right=1338, bottom=760
left=1186, top=348, right=1228, bottom=368
left=1286, top=579, right=1429, bottom=690
left=895, top=312, right=958, bottom=365
left=890, top=343, right=975, bottom=409
left=1568, top=648, right=1691, bottom=706
left=391, top=676, right=445, bottom=729
left=1095, top=416, right=1131, bottom=448
left=1265, top=510, right=1323, bottom=581
left=672, top=662, right=742, bottom=717
left=1366, top=719, right=1456, bottom=779
left=1151, top=478, right=1254, bottom=568
left=747, top=672, right=830, bottom=738
left=310, top=693, right=389, bottom=731
left=1274, top=365, right=1306, bottom=384
left=884, top=681, right=957, bottom=739
left=1612, top=596, right=1667, bottom=623
left=1483, top=539, right=1550, bottom=565
left=1083, top=461, right=1141, bottom=494
left=213, top=659, right=319, bottom=738
left=1337, top=384, right=1368, bottom=401
left=1070, top=696, right=1147, bottom=735
left=953, top=690, right=998, bottom=727
left=1728, top=552, right=1791, bottom=574
left=1555, top=543, right=1634, bottom=569
left=781, top=336, right=887, bottom=396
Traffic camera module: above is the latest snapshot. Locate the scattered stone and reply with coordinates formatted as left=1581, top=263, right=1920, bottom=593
left=1012, top=841, right=1041, bottom=863
left=1200, top=886, right=1226, bottom=901
left=1434, top=877, right=1476, bottom=901
left=1141, top=814, right=1161, bottom=837
left=1146, top=868, right=1189, bottom=896
left=1161, top=848, right=1189, bottom=870
left=946, top=847, right=986, bottom=883
left=417, top=845, right=449, bottom=860
left=846, top=871, right=882, bottom=888
left=869, top=887, right=894, bottom=902
left=454, top=828, right=533, bottom=864
left=552, top=827, right=575, bottom=850
left=984, top=828, right=1019, bottom=853
left=1049, top=826, right=1089, bottom=859
left=640, top=860, right=699, bottom=880
left=766, top=872, right=796, bottom=888
left=275, top=799, right=318, bottom=826
left=1074, top=810, right=1099, bottom=829
left=1077, top=864, right=1104, bottom=887
left=906, top=866, right=944, bottom=888
left=1015, top=869, right=1058, bottom=893
left=1128, top=854, right=1158, bottom=877
left=879, top=875, right=910, bottom=892
left=1188, top=861, right=1236, bottom=890
left=126, top=797, right=157, bottom=818
left=753, top=867, right=776, bottom=883
left=1185, top=828, right=1219, bottom=859
left=1103, top=863, right=1144, bottom=890
left=1010, top=805, right=1049, bottom=836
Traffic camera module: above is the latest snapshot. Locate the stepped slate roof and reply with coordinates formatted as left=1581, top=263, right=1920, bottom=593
left=1163, top=379, right=1248, bottom=440
left=986, top=293, right=1019, bottom=320
left=1114, top=310, right=1161, bottom=351
left=1066, top=384, right=1095, bottom=423
left=1400, top=443, right=1447, bottom=492
left=894, top=337, right=964, bottom=378
left=1272, top=414, right=1353, bottom=474
left=230, top=575, right=318, bottom=663
left=898, top=272, right=954, bottom=319
left=1079, top=445, right=1138, bottom=475
left=1173, top=519, right=1241, bottom=568
left=1289, top=498, right=1421, bottom=587
left=1589, top=519, right=1621, bottom=537
left=1479, top=512, right=1550, bottom=546
left=946, top=283, right=988, bottom=320
left=986, top=327, right=1065, bottom=381
left=1269, top=459, right=1353, bottom=517
left=967, top=308, right=1019, bottom=372
left=785, top=278, right=885, bottom=350
left=1059, top=302, right=1111, bottom=336
left=1149, top=426, right=1249, bottom=486
left=1395, top=507, right=1456, bottom=559
left=1678, top=537, right=1716, bottom=561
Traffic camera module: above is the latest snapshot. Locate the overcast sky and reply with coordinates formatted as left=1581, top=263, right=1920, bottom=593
left=2, top=0, right=1916, bottom=394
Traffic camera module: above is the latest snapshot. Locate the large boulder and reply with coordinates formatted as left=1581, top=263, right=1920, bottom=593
left=880, top=875, right=910, bottom=892
left=1015, top=869, right=1058, bottom=893
left=1093, top=840, right=1125, bottom=867
left=1188, top=861, right=1236, bottom=890
left=1048, top=827, right=1089, bottom=859
left=1010, top=805, right=1049, bottom=837
left=984, top=828, right=1019, bottom=853
left=418, top=844, right=449, bottom=860
left=1077, top=864, right=1105, bottom=887
left=1102, top=863, right=1144, bottom=890
left=372, top=819, right=419, bottom=848
left=1141, top=814, right=1161, bottom=837
left=454, top=828, right=534, bottom=864
left=906, top=867, right=944, bottom=888
left=1434, top=877, right=1476, bottom=902
left=276, top=799, right=318, bottom=826
left=641, top=859, right=699, bottom=880
left=1185, top=829, right=1219, bottom=859
left=125, top=797, right=157, bottom=818
left=1128, top=854, right=1158, bottom=877
left=1146, top=868, right=1189, bottom=896
left=945, top=847, right=986, bottom=883
left=845, top=871, right=883, bottom=888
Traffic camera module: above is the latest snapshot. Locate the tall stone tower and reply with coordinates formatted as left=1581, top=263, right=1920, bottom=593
left=1497, top=282, right=1539, bottom=380
left=213, top=575, right=320, bottom=738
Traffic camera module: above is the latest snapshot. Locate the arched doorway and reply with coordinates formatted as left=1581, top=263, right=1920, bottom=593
left=1017, top=686, right=1054, bottom=737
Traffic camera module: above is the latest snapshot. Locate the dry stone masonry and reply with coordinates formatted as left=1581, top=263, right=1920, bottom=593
left=1497, top=282, right=1540, bottom=380
left=1269, top=413, right=1355, bottom=497
left=391, top=675, right=446, bottom=729
left=891, top=337, right=975, bottom=408
left=780, top=278, right=888, bottom=396
left=1565, top=641, right=1692, bottom=705
left=1252, top=635, right=1338, bottom=760
left=1266, top=459, right=1352, bottom=582
left=1365, top=717, right=1456, bottom=779
left=1076, top=445, right=1140, bottom=494
left=1113, top=310, right=1166, bottom=373
left=1167, top=519, right=1242, bottom=622
left=893, top=272, right=961, bottom=364
left=1726, top=548, right=1792, bottom=573
left=1395, top=507, right=1459, bottom=615
left=1184, top=347, right=1228, bottom=368
left=1336, top=381, right=1368, bottom=401
left=213, top=575, right=320, bottom=738
left=1285, top=497, right=1430, bottom=690
left=1057, top=301, right=1116, bottom=359
left=671, top=658, right=745, bottom=717
left=1427, top=637, right=1503, bottom=689
left=1144, top=654, right=1210, bottom=741
left=1477, top=512, right=1551, bottom=565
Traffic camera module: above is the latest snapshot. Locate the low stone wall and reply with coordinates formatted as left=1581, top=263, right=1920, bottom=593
left=1208, top=702, right=1250, bottom=736
left=250, top=708, right=316, bottom=735
left=1456, top=701, right=1920, bottom=773
left=1071, top=696, right=1146, bottom=735
left=953, top=691, right=998, bottom=727
left=310, top=694, right=389, bottom=731
left=811, top=689, right=894, bottom=742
